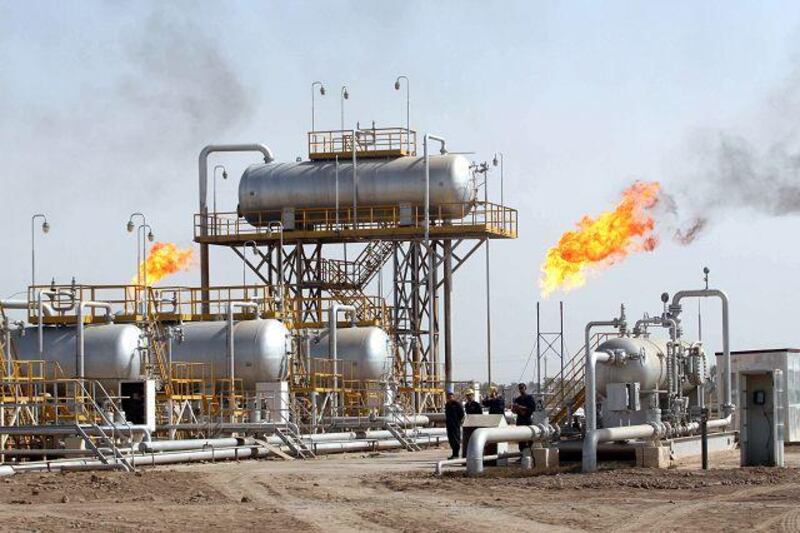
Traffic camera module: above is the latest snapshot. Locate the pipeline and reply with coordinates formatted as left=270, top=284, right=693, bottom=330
left=670, top=289, right=732, bottom=416
left=6, top=432, right=447, bottom=475
left=465, top=423, right=554, bottom=475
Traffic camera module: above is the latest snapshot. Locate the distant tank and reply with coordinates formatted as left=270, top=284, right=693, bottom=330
left=238, top=154, right=475, bottom=224
left=15, top=324, right=143, bottom=380
left=309, top=326, right=393, bottom=381
left=169, top=319, right=291, bottom=389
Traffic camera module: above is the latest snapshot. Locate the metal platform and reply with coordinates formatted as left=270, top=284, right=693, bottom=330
left=195, top=201, right=517, bottom=246
left=308, top=127, right=416, bottom=160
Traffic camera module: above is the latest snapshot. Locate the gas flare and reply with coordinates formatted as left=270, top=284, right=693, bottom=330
left=539, top=181, right=660, bottom=296
left=132, top=242, right=194, bottom=286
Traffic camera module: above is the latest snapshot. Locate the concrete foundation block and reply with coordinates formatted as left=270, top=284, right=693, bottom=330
left=532, top=447, right=559, bottom=473
left=635, top=445, right=670, bottom=468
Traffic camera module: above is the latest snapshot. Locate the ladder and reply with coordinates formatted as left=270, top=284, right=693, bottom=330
left=143, top=301, right=173, bottom=396
left=273, top=426, right=316, bottom=459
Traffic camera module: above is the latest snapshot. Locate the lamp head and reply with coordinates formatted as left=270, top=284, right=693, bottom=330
left=343, top=88, right=349, bottom=100
left=394, top=80, right=401, bottom=90
left=492, top=155, right=498, bottom=167
left=147, top=230, right=154, bottom=242
left=320, top=85, right=326, bottom=96
left=222, top=170, right=228, bottom=180
left=126, top=220, right=135, bottom=233
left=41, top=221, right=50, bottom=234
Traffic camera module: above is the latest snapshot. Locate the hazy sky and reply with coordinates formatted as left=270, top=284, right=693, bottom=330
left=1, top=1, right=799, bottom=384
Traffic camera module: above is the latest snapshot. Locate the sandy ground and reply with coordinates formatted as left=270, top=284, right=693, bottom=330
left=0, top=445, right=799, bottom=532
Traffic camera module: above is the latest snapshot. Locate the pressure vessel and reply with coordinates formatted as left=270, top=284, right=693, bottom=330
left=238, top=154, right=475, bottom=224
left=169, top=319, right=290, bottom=388
left=595, top=337, right=669, bottom=395
left=308, top=326, right=393, bottom=381
left=14, top=324, right=143, bottom=380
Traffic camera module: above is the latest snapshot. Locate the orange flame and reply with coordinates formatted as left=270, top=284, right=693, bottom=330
left=539, top=181, right=660, bottom=296
left=132, top=242, right=194, bottom=286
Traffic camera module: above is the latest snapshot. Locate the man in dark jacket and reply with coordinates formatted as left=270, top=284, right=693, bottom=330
left=511, top=382, right=536, bottom=451
left=464, top=389, right=483, bottom=414
left=445, top=391, right=465, bottom=459
left=481, top=386, right=505, bottom=415
left=461, top=389, right=484, bottom=458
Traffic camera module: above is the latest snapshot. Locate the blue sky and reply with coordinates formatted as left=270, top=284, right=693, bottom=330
left=1, top=1, right=799, bottom=383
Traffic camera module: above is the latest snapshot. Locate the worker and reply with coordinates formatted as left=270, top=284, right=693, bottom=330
left=481, top=386, right=505, bottom=415
left=461, top=388, right=483, bottom=458
left=511, top=382, right=536, bottom=451
left=444, top=390, right=465, bottom=459
left=464, top=389, right=483, bottom=414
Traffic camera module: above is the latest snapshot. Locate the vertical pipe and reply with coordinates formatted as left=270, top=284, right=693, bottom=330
left=352, top=130, right=358, bottom=230
left=423, top=134, right=445, bottom=408
left=198, top=145, right=274, bottom=314
left=560, top=301, right=565, bottom=405
left=582, top=316, right=623, bottom=473
left=671, top=289, right=732, bottom=415
left=536, top=301, right=541, bottom=390
left=443, top=240, right=453, bottom=391
left=485, top=238, right=492, bottom=385
left=329, top=304, right=355, bottom=413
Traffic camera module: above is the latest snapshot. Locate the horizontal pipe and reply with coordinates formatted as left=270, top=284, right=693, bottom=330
left=0, top=299, right=54, bottom=316
left=436, top=451, right=522, bottom=475
left=9, top=434, right=447, bottom=473
left=0, top=424, right=151, bottom=437
left=466, top=424, right=552, bottom=475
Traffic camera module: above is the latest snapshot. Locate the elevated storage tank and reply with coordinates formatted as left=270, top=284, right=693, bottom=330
left=309, top=326, right=393, bottom=381
left=15, top=324, right=143, bottom=380
left=238, top=154, right=475, bottom=224
left=169, top=319, right=291, bottom=389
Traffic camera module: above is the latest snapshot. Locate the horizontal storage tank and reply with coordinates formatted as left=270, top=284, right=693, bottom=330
left=309, top=326, right=393, bottom=381
left=14, top=324, right=143, bottom=380
left=595, top=337, right=700, bottom=395
left=170, top=319, right=290, bottom=388
left=238, top=154, right=475, bottom=224
left=595, top=337, right=668, bottom=395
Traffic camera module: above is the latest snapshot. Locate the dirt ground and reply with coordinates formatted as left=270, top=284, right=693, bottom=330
left=0, top=445, right=799, bottom=532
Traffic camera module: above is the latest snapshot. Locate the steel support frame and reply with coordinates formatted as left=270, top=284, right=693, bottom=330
left=230, top=237, right=485, bottom=413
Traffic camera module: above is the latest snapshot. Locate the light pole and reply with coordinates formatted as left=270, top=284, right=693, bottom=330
left=213, top=165, right=227, bottom=216
left=127, top=213, right=147, bottom=286
left=30, top=214, right=50, bottom=289
left=492, top=152, right=504, bottom=207
left=311, top=81, right=326, bottom=133
left=340, top=86, right=349, bottom=132
left=394, top=75, right=410, bottom=153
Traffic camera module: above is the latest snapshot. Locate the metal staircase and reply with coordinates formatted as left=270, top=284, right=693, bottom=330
left=75, top=423, right=133, bottom=472
left=320, top=241, right=393, bottom=318
left=541, top=332, right=612, bottom=426
left=384, top=421, right=421, bottom=451
left=273, top=426, right=316, bottom=459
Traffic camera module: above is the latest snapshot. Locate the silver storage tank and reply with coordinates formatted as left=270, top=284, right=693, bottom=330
left=309, top=326, right=393, bottom=381
left=595, top=337, right=669, bottom=395
left=170, top=319, right=290, bottom=388
left=15, top=324, right=143, bottom=380
left=238, top=154, right=475, bottom=224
